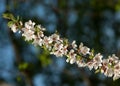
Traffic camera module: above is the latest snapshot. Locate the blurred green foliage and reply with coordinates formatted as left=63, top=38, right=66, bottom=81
left=38, top=49, right=52, bottom=67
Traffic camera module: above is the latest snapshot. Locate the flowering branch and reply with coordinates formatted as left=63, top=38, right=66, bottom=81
left=3, top=13, right=120, bottom=81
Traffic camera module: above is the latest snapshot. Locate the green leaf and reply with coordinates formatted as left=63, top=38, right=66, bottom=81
left=89, top=55, right=93, bottom=59
left=3, top=13, right=16, bottom=21
left=7, top=21, right=15, bottom=27
left=76, top=55, right=82, bottom=60
left=95, top=69, right=100, bottom=73
left=89, top=49, right=95, bottom=59
left=63, top=38, right=68, bottom=45
left=28, top=39, right=34, bottom=43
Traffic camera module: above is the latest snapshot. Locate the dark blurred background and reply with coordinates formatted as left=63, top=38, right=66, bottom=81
left=1, top=0, right=120, bottom=86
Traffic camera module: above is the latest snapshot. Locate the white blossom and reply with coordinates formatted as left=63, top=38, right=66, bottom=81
left=108, top=54, right=119, bottom=65
left=113, top=62, right=120, bottom=80
left=78, top=43, right=90, bottom=55
left=62, top=45, right=68, bottom=55
left=113, top=74, right=120, bottom=81
left=50, top=49, right=64, bottom=57
left=10, top=24, right=17, bottom=33
left=66, top=49, right=77, bottom=64
left=87, top=61, right=94, bottom=70
left=54, top=41, right=63, bottom=50
left=22, top=28, right=36, bottom=41
left=42, top=36, right=53, bottom=50
left=93, top=53, right=103, bottom=69
left=32, top=36, right=43, bottom=46
left=71, top=40, right=77, bottom=49
left=50, top=33, right=60, bottom=42
left=101, top=59, right=109, bottom=73
left=43, top=36, right=52, bottom=45
left=25, top=20, right=35, bottom=30
left=77, top=60, right=86, bottom=67
left=50, top=41, right=64, bottom=57
left=105, top=68, right=114, bottom=77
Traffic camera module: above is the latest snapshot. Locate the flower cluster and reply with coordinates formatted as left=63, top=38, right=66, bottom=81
left=9, top=20, right=120, bottom=80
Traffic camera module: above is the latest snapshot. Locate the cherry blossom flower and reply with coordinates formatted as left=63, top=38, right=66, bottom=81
left=62, top=45, right=68, bottom=55
left=101, top=59, right=109, bottom=74
left=78, top=43, right=90, bottom=55
left=113, top=74, right=120, bottom=81
left=87, top=60, right=94, bottom=70
left=77, top=59, right=86, bottom=67
left=25, top=20, right=35, bottom=30
left=54, top=41, right=63, bottom=50
left=32, top=36, right=43, bottom=46
left=66, top=49, right=77, bottom=64
left=22, top=28, right=36, bottom=41
left=113, top=62, right=120, bottom=80
left=71, top=40, right=77, bottom=49
left=105, top=68, right=114, bottom=77
left=108, top=54, right=119, bottom=65
left=50, top=49, right=64, bottom=57
left=50, top=33, right=60, bottom=42
left=10, top=24, right=17, bottom=33
left=43, top=36, right=52, bottom=45
left=93, top=53, right=103, bottom=69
